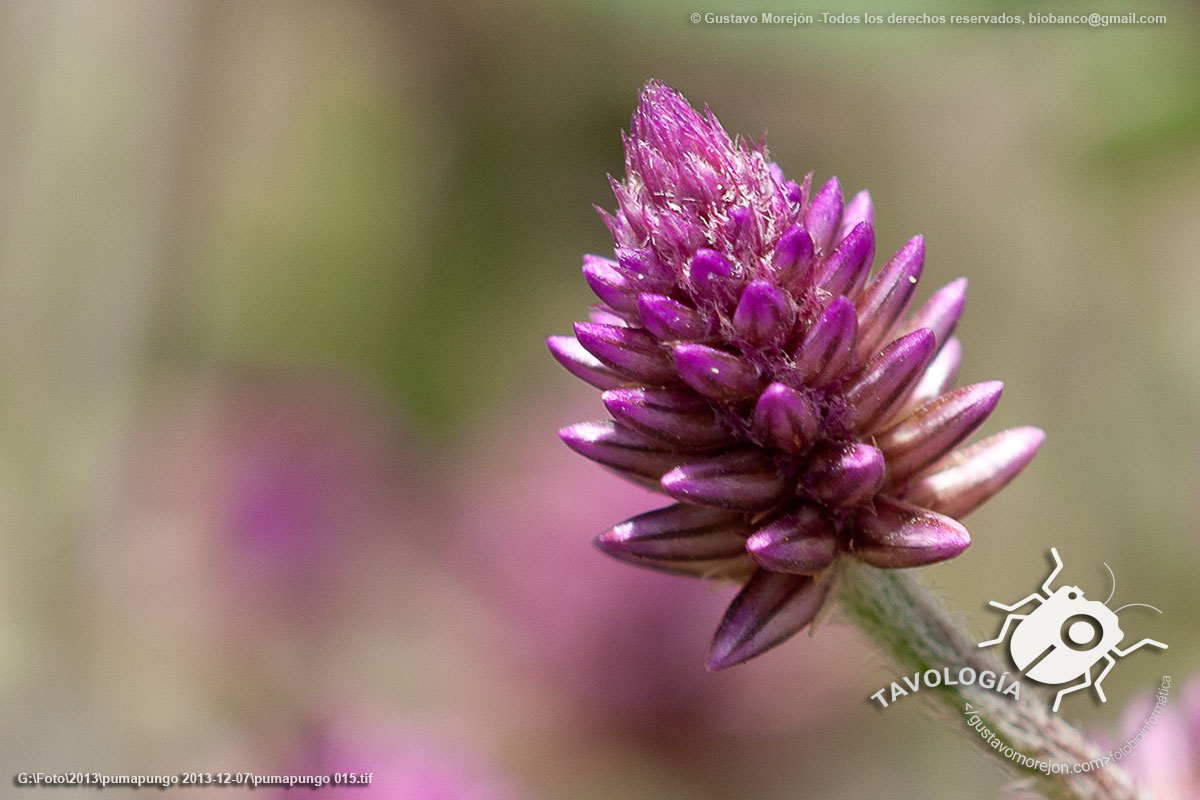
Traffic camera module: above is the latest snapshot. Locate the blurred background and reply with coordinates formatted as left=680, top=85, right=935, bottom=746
left=1, top=1, right=1197, bottom=797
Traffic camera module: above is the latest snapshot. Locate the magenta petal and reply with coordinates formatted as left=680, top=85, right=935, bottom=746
left=745, top=505, right=838, bottom=574
left=733, top=281, right=795, bottom=347
left=672, top=343, right=764, bottom=402
left=804, top=176, right=843, bottom=253
left=546, top=335, right=626, bottom=390
left=706, top=570, right=830, bottom=670
left=574, top=322, right=676, bottom=384
left=900, top=336, right=962, bottom=415
left=582, top=255, right=639, bottom=313
left=851, top=496, right=970, bottom=568
left=876, top=381, right=1003, bottom=481
left=602, top=386, right=732, bottom=448
left=614, top=246, right=675, bottom=292
left=637, top=293, right=713, bottom=340
left=836, top=189, right=874, bottom=245
left=843, top=328, right=936, bottom=431
left=854, top=235, right=925, bottom=364
left=751, top=383, right=820, bottom=454
left=815, top=222, right=875, bottom=301
left=595, top=503, right=751, bottom=576
left=661, top=448, right=787, bottom=511
left=805, top=442, right=886, bottom=507
left=897, top=277, right=967, bottom=351
left=769, top=223, right=815, bottom=292
left=558, top=420, right=683, bottom=481
left=686, top=248, right=740, bottom=302
left=793, top=296, right=858, bottom=386
left=905, top=427, right=1045, bottom=518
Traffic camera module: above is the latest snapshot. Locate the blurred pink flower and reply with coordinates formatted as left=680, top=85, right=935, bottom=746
left=448, top=392, right=861, bottom=735
left=268, top=715, right=528, bottom=800
left=1112, top=675, right=1200, bottom=800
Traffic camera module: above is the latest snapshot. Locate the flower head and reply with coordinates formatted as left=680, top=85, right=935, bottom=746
left=549, top=81, right=1044, bottom=670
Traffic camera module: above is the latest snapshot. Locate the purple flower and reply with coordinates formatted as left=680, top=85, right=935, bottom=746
left=549, top=81, right=1044, bottom=669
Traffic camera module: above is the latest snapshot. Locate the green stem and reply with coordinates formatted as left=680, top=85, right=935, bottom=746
left=838, top=561, right=1144, bottom=800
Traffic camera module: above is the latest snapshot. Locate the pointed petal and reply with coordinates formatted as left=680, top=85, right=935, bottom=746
left=574, top=322, right=676, bottom=384
left=745, top=505, right=838, bottom=574
left=897, top=277, right=967, bottom=351
left=905, top=427, right=1045, bottom=518
left=793, top=296, right=858, bottom=386
left=614, top=246, right=675, bottom=292
left=546, top=335, right=626, bottom=390
left=661, top=448, right=787, bottom=511
left=836, top=190, right=874, bottom=246
left=706, top=570, right=830, bottom=670
left=558, top=420, right=683, bottom=481
left=602, top=386, right=732, bottom=448
left=854, top=235, right=925, bottom=364
left=588, top=305, right=632, bottom=327
left=804, top=176, right=843, bottom=253
left=751, top=383, right=820, bottom=453
left=672, top=343, right=764, bottom=402
left=843, top=328, right=936, bottom=432
left=733, top=281, right=796, bottom=347
left=876, top=381, right=1003, bottom=482
left=582, top=255, right=639, bottom=313
left=851, top=496, right=970, bottom=567
left=637, top=293, right=713, bottom=340
left=899, top=336, right=962, bottom=415
left=686, top=248, right=741, bottom=303
left=815, top=222, right=875, bottom=301
left=769, top=223, right=815, bottom=292
left=805, top=442, right=886, bottom=507
left=594, top=503, right=752, bottom=577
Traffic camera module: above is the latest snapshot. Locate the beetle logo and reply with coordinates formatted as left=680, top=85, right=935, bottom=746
left=978, top=548, right=1167, bottom=712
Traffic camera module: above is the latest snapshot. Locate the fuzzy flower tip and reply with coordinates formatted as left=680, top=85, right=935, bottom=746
left=549, top=81, right=1043, bottom=670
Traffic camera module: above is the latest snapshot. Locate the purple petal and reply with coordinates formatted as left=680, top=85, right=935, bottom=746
left=588, top=305, right=632, bottom=327
left=661, top=448, right=787, bottom=511
left=594, top=503, right=752, bottom=577
left=905, top=427, right=1045, bottom=518
left=804, top=176, right=843, bottom=254
left=850, top=496, right=970, bottom=568
left=614, top=246, right=675, bottom=292
left=896, top=277, right=967, bottom=351
left=836, top=189, right=874, bottom=245
left=843, top=328, right=936, bottom=432
left=854, top=235, right=925, bottom=364
left=686, top=249, right=740, bottom=302
left=637, top=293, right=714, bottom=340
left=876, top=382, right=1003, bottom=482
left=792, top=296, right=858, bottom=386
left=602, top=386, right=732, bottom=448
left=672, top=343, right=764, bottom=402
left=546, top=335, right=626, bottom=390
left=574, top=322, right=676, bottom=384
left=733, top=281, right=796, bottom=347
left=751, top=382, right=820, bottom=454
left=899, top=336, right=962, bottom=415
left=558, top=420, right=683, bottom=482
left=805, top=441, right=886, bottom=507
left=706, top=570, right=830, bottom=670
left=814, top=222, right=875, bottom=301
left=745, top=505, right=838, bottom=574
left=725, top=205, right=762, bottom=256
left=769, top=223, right=815, bottom=292
left=582, top=255, right=639, bottom=313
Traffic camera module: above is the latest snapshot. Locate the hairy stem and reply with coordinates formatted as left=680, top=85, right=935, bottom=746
left=838, top=561, right=1143, bottom=800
